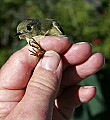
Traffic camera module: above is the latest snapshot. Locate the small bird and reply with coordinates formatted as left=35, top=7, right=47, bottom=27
left=16, top=18, right=65, bottom=57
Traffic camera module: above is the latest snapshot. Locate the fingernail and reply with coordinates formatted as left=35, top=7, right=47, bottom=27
left=41, top=50, right=61, bottom=71
left=76, top=42, right=92, bottom=46
left=75, top=42, right=86, bottom=44
left=83, top=86, right=95, bottom=89
left=87, top=42, right=93, bottom=47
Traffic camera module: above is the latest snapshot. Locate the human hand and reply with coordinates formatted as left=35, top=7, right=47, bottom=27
left=0, top=37, right=104, bottom=120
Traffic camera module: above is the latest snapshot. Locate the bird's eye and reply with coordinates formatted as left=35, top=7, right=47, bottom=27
left=27, top=25, right=32, bottom=31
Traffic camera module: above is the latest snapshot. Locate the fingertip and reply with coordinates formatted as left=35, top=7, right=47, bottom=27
left=40, top=36, right=71, bottom=53
left=79, top=86, right=96, bottom=103
left=38, top=50, right=61, bottom=71
left=63, top=42, right=92, bottom=67
left=76, top=52, right=105, bottom=78
left=93, top=52, right=105, bottom=69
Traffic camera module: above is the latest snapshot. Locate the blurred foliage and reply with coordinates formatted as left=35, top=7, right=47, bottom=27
left=0, top=0, right=110, bottom=119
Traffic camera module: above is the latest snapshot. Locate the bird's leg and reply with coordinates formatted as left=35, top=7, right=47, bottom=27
left=29, top=38, right=46, bottom=58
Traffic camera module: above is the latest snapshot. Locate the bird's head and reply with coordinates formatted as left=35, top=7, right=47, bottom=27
left=16, top=19, right=35, bottom=39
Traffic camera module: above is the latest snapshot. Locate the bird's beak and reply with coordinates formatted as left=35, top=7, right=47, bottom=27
left=14, top=32, right=26, bottom=40
left=14, top=32, right=23, bottom=37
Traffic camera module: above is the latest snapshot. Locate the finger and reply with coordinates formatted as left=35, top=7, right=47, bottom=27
left=62, top=42, right=92, bottom=69
left=55, top=85, right=96, bottom=120
left=6, top=51, right=62, bottom=120
left=0, top=45, right=39, bottom=89
left=61, top=53, right=104, bottom=87
left=40, top=36, right=70, bottom=53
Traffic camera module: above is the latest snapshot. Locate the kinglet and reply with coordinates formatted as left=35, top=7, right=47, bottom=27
left=16, top=18, right=64, bottom=57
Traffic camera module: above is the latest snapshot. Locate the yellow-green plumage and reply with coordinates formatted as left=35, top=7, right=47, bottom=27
left=17, top=18, right=64, bottom=40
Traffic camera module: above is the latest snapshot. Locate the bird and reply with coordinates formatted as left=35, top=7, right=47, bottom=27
left=16, top=18, right=65, bottom=57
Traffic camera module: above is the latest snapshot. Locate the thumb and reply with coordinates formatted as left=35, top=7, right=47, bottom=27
left=27, top=50, right=62, bottom=101
left=7, top=50, right=62, bottom=120
left=25, top=50, right=62, bottom=119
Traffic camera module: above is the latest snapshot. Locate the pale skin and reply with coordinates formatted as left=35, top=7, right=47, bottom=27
left=0, top=36, right=104, bottom=120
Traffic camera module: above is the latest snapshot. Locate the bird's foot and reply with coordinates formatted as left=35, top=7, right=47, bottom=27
left=29, top=38, right=45, bottom=58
